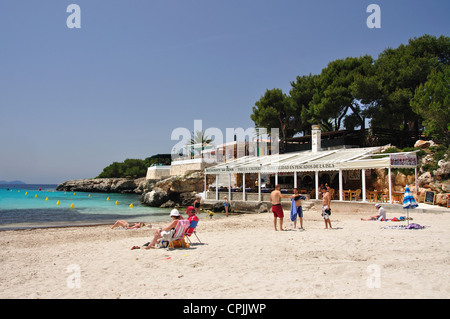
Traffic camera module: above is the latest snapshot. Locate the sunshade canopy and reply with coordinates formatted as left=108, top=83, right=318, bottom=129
left=205, top=146, right=417, bottom=175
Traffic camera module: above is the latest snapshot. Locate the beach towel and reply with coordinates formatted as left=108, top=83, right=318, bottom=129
left=290, top=196, right=306, bottom=222
left=382, top=223, right=428, bottom=230
left=290, top=199, right=296, bottom=222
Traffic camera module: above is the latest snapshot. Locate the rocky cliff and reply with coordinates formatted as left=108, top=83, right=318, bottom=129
left=141, top=171, right=215, bottom=207
left=56, top=177, right=148, bottom=194
left=55, top=172, right=214, bottom=208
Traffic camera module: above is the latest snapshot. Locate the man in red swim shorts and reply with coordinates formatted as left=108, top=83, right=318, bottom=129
left=270, top=184, right=290, bottom=231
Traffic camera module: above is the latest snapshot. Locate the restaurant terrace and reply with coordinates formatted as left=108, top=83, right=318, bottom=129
left=204, top=146, right=418, bottom=204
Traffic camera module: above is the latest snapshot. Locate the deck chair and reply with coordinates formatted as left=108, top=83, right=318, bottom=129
left=159, top=220, right=190, bottom=250
left=185, top=219, right=202, bottom=244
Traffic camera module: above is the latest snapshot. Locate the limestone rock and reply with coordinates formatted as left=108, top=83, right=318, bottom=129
left=141, top=188, right=169, bottom=207
left=418, top=172, right=433, bottom=188
left=56, top=178, right=146, bottom=194
left=435, top=193, right=449, bottom=206
left=414, top=140, right=431, bottom=149
left=435, top=160, right=450, bottom=180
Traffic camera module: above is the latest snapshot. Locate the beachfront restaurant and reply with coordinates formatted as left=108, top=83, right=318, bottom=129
left=204, top=146, right=418, bottom=204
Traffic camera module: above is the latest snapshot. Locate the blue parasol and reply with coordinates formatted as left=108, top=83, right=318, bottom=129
left=402, top=185, right=418, bottom=225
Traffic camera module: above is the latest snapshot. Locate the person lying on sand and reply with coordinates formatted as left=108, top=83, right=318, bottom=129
left=111, top=220, right=145, bottom=229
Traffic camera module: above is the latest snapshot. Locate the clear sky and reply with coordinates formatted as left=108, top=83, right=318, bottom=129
left=0, top=0, right=449, bottom=184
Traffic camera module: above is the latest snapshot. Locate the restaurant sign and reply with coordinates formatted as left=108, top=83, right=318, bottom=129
left=390, top=154, right=417, bottom=167
left=206, top=163, right=336, bottom=174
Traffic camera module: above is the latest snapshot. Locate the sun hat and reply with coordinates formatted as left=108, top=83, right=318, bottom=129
left=375, top=203, right=381, bottom=208
left=170, top=209, right=180, bottom=216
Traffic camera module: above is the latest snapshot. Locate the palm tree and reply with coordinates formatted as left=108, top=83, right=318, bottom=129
left=187, top=130, right=213, bottom=159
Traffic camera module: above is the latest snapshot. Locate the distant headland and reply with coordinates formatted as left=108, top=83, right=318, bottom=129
left=0, top=180, right=26, bottom=185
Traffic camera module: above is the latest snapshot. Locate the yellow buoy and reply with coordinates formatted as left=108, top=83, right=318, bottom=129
left=73, top=193, right=76, bottom=195
left=18, top=190, right=20, bottom=192
left=107, top=197, right=110, bottom=201
left=70, top=203, right=75, bottom=209
left=129, top=203, right=133, bottom=208
left=35, top=194, right=38, bottom=198
left=25, top=192, right=28, bottom=195
left=56, top=200, right=60, bottom=206
left=88, top=194, right=91, bottom=198
left=45, top=197, right=49, bottom=201
left=115, top=200, right=119, bottom=205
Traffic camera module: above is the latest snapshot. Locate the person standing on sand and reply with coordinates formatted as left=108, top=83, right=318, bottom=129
left=321, top=186, right=332, bottom=229
left=291, top=188, right=306, bottom=229
left=193, top=197, right=201, bottom=215
left=270, top=184, right=291, bottom=231
left=224, top=196, right=231, bottom=217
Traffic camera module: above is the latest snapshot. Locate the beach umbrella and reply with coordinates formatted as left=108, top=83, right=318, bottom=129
left=402, top=186, right=418, bottom=225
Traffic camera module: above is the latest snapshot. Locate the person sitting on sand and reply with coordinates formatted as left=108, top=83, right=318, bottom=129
left=111, top=220, right=145, bottom=229
left=361, top=203, right=387, bottom=221
left=184, top=206, right=199, bottom=236
left=131, top=209, right=181, bottom=250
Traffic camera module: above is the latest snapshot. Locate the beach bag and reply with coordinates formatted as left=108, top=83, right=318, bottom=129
left=172, top=237, right=189, bottom=248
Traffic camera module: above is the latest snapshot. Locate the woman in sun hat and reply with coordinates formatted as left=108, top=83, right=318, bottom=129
left=131, top=209, right=181, bottom=250
left=374, top=204, right=387, bottom=220
left=361, top=203, right=387, bottom=221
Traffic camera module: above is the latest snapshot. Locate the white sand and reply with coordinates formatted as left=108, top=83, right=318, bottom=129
left=0, top=208, right=449, bottom=299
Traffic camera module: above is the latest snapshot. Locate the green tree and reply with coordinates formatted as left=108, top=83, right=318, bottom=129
left=353, top=35, right=450, bottom=140
left=250, top=88, right=295, bottom=144
left=97, top=159, right=147, bottom=178
left=122, top=159, right=147, bottom=178
left=411, top=65, right=450, bottom=145
left=308, top=55, right=374, bottom=132
left=98, top=162, right=121, bottom=178
left=289, top=73, right=317, bottom=135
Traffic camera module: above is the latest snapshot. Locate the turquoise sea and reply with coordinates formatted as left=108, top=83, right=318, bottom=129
left=0, top=184, right=172, bottom=230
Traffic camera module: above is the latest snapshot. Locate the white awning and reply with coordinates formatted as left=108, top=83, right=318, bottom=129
left=205, top=146, right=417, bottom=174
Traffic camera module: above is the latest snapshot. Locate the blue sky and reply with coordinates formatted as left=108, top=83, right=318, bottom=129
left=0, top=0, right=449, bottom=184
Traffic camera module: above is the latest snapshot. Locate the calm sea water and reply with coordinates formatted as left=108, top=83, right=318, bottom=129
left=0, top=184, right=172, bottom=230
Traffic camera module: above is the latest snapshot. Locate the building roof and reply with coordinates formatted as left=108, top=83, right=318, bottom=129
left=205, top=146, right=417, bottom=174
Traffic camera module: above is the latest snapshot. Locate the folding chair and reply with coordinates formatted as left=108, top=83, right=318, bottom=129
left=185, top=219, right=202, bottom=244
left=159, top=220, right=190, bottom=250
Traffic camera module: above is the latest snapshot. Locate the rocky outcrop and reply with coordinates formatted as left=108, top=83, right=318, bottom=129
left=56, top=177, right=148, bottom=194
left=141, top=171, right=215, bottom=208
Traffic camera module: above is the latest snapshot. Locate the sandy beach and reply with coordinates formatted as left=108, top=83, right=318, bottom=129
left=1, top=204, right=449, bottom=299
